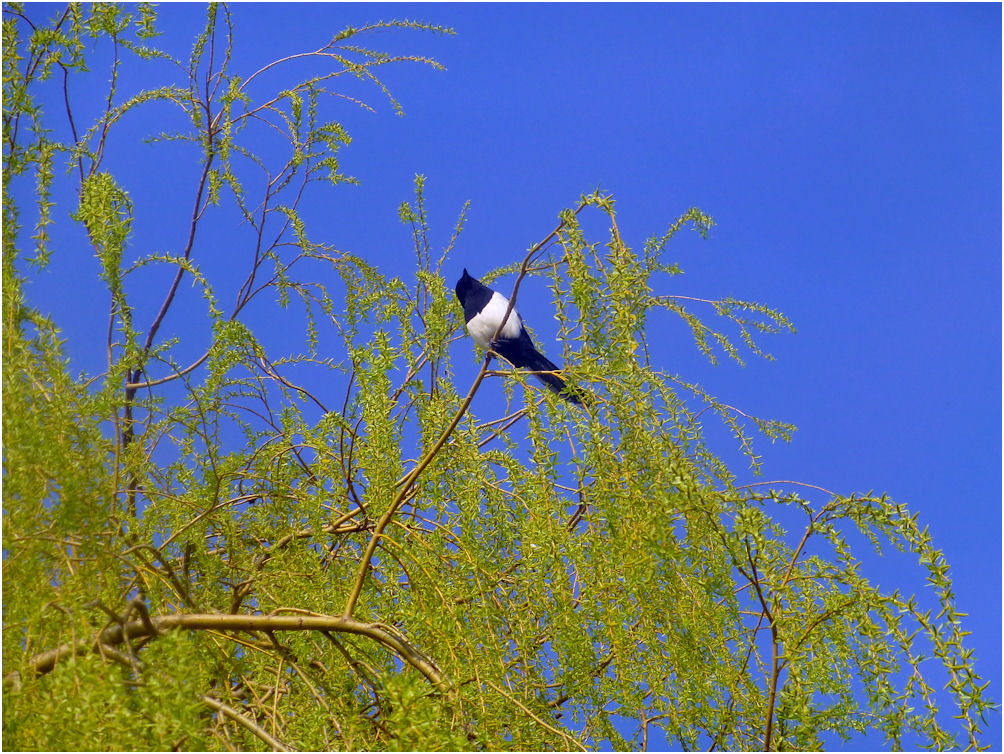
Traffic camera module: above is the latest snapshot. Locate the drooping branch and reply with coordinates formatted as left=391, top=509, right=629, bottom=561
left=7, top=611, right=447, bottom=693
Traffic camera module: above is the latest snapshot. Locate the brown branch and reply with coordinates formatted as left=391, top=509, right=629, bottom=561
left=124, top=348, right=211, bottom=390
left=256, top=355, right=330, bottom=413
left=8, top=611, right=447, bottom=694
left=708, top=493, right=843, bottom=751
left=139, top=155, right=214, bottom=361
left=58, top=62, right=85, bottom=182
left=783, top=598, right=858, bottom=662
left=740, top=540, right=779, bottom=752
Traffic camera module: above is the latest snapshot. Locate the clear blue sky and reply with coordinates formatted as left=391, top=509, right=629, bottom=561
left=15, top=2, right=1001, bottom=749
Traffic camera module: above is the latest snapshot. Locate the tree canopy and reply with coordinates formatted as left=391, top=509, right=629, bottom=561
left=2, top=4, right=994, bottom=751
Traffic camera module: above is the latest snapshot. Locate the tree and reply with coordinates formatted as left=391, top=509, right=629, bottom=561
left=2, top=4, right=993, bottom=751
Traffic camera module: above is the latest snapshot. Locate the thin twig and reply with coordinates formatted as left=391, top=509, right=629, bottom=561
left=485, top=680, right=586, bottom=751
left=200, top=694, right=293, bottom=752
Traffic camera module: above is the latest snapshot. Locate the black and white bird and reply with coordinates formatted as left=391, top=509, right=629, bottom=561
left=455, top=268, right=582, bottom=404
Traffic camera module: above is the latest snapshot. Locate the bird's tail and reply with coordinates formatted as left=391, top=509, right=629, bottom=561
left=524, top=351, right=585, bottom=406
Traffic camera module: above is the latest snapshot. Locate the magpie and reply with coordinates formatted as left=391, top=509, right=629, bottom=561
left=455, top=268, right=583, bottom=405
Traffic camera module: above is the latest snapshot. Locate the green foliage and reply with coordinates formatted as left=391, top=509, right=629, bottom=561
left=2, top=4, right=994, bottom=752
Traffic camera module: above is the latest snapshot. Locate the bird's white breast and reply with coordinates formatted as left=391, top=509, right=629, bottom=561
left=466, top=292, right=522, bottom=348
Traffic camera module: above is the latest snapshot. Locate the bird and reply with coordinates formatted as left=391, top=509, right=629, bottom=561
left=455, top=268, right=583, bottom=405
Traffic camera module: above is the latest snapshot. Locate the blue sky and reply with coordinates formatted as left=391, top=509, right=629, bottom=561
left=13, top=2, right=1001, bottom=749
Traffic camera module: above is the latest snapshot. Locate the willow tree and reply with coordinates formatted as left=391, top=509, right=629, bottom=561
left=2, top=4, right=993, bottom=751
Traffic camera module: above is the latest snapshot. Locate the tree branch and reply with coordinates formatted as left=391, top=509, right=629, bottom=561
left=7, top=611, right=447, bottom=693
left=200, top=694, right=293, bottom=752
left=485, top=680, right=586, bottom=751
left=740, top=540, right=780, bottom=752
left=341, top=202, right=588, bottom=619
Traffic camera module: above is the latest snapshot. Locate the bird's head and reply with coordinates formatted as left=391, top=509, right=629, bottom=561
left=455, top=268, right=475, bottom=303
